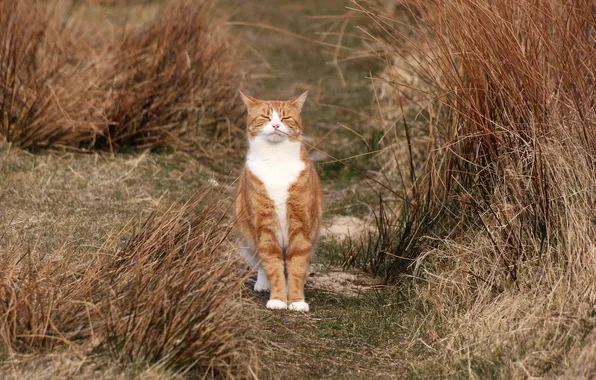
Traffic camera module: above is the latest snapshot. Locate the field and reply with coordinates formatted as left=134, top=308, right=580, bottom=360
left=1, top=0, right=594, bottom=378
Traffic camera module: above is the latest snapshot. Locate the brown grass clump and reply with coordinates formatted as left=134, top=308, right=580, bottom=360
left=0, top=0, right=244, bottom=153
left=0, top=0, right=102, bottom=150
left=96, top=194, right=257, bottom=375
left=347, top=0, right=595, bottom=376
left=0, top=192, right=258, bottom=377
left=0, top=244, right=95, bottom=352
left=100, top=0, right=244, bottom=152
left=358, top=0, right=596, bottom=282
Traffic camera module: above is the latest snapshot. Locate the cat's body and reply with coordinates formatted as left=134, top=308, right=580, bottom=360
left=235, top=91, right=322, bottom=311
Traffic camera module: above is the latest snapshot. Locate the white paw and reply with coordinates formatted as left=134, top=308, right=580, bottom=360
left=288, top=301, right=309, bottom=312
left=266, top=299, right=287, bottom=310
left=254, top=265, right=269, bottom=292
left=254, top=278, right=270, bottom=292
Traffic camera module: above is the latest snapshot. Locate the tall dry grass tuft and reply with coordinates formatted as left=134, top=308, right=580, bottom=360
left=0, top=0, right=101, bottom=150
left=359, top=0, right=595, bottom=281
left=0, top=244, right=95, bottom=352
left=100, top=0, right=244, bottom=152
left=0, top=0, right=244, bottom=153
left=0, top=192, right=258, bottom=377
left=349, top=0, right=595, bottom=375
left=341, top=193, right=436, bottom=281
left=96, top=194, right=257, bottom=375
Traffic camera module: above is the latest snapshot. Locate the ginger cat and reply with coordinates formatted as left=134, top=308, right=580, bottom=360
left=235, top=90, right=322, bottom=312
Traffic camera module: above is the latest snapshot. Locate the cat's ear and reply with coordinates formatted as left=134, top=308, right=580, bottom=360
left=289, top=91, right=308, bottom=112
left=239, top=90, right=261, bottom=111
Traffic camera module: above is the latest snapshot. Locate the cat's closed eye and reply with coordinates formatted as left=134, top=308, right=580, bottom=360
left=258, top=115, right=271, bottom=121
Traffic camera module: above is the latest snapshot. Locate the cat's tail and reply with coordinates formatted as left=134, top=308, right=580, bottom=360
left=239, top=242, right=259, bottom=269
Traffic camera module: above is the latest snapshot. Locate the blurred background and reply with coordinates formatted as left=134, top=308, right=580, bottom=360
left=0, top=0, right=594, bottom=378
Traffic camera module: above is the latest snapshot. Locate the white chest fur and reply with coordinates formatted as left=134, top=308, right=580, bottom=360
left=247, top=137, right=305, bottom=248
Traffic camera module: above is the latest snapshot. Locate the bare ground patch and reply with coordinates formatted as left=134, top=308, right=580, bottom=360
left=308, top=265, right=384, bottom=297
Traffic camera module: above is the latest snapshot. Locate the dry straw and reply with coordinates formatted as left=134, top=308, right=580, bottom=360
left=100, top=0, right=244, bottom=152
left=0, top=0, right=102, bottom=150
left=0, top=192, right=259, bottom=377
left=345, top=0, right=595, bottom=376
left=351, top=0, right=595, bottom=285
left=0, top=0, right=244, bottom=153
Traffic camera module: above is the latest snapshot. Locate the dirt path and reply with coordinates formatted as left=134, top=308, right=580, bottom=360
left=221, top=1, right=402, bottom=377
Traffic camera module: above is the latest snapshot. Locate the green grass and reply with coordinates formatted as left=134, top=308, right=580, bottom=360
left=0, top=149, right=227, bottom=253
left=254, top=289, right=405, bottom=379
left=315, top=236, right=347, bottom=267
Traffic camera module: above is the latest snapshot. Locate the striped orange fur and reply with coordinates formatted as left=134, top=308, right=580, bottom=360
left=235, top=91, right=322, bottom=311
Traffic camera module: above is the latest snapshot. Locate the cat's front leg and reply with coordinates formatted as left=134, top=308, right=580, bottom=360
left=286, top=232, right=312, bottom=312
left=256, top=231, right=287, bottom=309
left=253, top=264, right=270, bottom=292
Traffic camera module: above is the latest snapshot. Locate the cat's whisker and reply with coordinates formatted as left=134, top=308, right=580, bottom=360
left=277, top=125, right=411, bottom=204
left=300, top=134, right=412, bottom=205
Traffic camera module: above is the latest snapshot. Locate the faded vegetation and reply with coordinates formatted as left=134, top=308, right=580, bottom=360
left=1, top=1, right=259, bottom=377
left=343, top=0, right=595, bottom=377
left=0, top=192, right=258, bottom=377
left=1, top=0, right=594, bottom=378
left=0, top=0, right=101, bottom=149
left=0, top=0, right=243, bottom=153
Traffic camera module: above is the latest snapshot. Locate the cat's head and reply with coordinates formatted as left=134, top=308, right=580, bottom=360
left=239, top=91, right=308, bottom=143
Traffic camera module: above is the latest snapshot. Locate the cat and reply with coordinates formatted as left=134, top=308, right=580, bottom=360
left=235, top=90, right=322, bottom=312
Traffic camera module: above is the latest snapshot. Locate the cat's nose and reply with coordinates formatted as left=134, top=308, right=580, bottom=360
left=271, top=123, right=280, bottom=130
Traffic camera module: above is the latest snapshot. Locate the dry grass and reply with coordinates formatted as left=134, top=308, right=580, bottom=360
left=96, top=194, right=257, bottom=375
left=0, top=0, right=102, bottom=150
left=359, top=0, right=596, bottom=282
left=0, top=0, right=244, bottom=153
left=345, top=0, right=596, bottom=376
left=3, top=0, right=593, bottom=377
left=100, top=0, right=244, bottom=152
left=0, top=243, right=94, bottom=352
left=0, top=192, right=258, bottom=378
